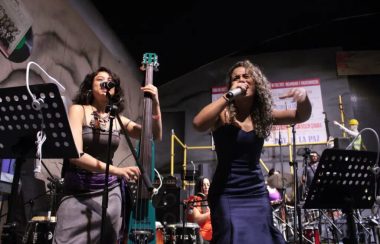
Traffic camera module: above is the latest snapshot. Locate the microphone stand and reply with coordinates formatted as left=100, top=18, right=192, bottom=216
left=279, top=130, right=290, bottom=241
left=190, top=161, right=196, bottom=194
left=323, top=112, right=342, bottom=242
left=181, top=197, right=208, bottom=244
left=289, top=124, right=303, bottom=244
left=41, top=159, right=62, bottom=218
left=301, top=155, right=308, bottom=201
left=182, top=161, right=195, bottom=244
left=100, top=90, right=118, bottom=244
left=323, top=112, right=331, bottom=139
left=182, top=200, right=188, bottom=244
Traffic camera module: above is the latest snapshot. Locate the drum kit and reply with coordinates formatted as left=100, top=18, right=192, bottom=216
left=22, top=216, right=56, bottom=244
left=267, top=171, right=339, bottom=243
left=271, top=204, right=327, bottom=244
left=267, top=171, right=380, bottom=244
left=19, top=177, right=62, bottom=244
left=156, top=221, right=201, bottom=244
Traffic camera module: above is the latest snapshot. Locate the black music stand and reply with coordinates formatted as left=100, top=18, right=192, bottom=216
left=304, top=149, right=378, bottom=244
left=0, top=84, right=78, bottom=243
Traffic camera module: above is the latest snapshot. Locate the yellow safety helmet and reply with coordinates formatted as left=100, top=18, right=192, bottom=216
left=348, top=119, right=359, bottom=126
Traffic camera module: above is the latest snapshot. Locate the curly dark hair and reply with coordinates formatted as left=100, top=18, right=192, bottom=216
left=226, top=60, right=274, bottom=138
left=73, top=67, right=125, bottom=113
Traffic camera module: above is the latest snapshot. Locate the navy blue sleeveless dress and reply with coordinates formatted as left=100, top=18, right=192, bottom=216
left=209, top=125, right=285, bottom=244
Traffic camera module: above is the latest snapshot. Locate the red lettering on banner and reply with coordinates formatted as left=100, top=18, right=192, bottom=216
left=271, top=79, right=320, bottom=88
left=285, top=81, right=301, bottom=87
left=212, top=86, right=228, bottom=94
left=296, top=124, right=311, bottom=129
left=300, top=79, right=320, bottom=86
left=310, top=122, right=322, bottom=128
left=271, top=82, right=285, bottom=88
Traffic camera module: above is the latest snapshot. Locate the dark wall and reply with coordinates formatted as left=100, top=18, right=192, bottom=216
left=348, top=75, right=380, bottom=152
left=155, top=111, right=185, bottom=172
left=159, top=48, right=380, bottom=180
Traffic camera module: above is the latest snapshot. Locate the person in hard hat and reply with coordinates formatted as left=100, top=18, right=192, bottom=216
left=334, top=119, right=366, bottom=150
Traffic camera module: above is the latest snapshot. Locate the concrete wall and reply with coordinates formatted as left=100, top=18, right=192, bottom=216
left=0, top=0, right=145, bottom=175
left=0, top=0, right=144, bottom=233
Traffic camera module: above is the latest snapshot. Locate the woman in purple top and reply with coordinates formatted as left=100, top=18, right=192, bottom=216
left=53, top=67, right=162, bottom=243
left=193, top=60, right=311, bottom=243
left=267, top=169, right=282, bottom=203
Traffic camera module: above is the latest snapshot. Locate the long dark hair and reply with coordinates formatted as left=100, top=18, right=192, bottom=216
left=73, top=67, right=125, bottom=113
left=226, top=60, right=273, bottom=138
left=195, top=176, right=208, bottom=195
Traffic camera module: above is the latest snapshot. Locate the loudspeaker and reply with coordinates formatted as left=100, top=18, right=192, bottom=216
left=154, top=186, right=180, bottom=224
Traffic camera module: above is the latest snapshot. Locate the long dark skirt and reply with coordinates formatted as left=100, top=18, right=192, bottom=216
left=53, top=185, right=122, bottom=244
left=209, top=193, right=286, bottom=244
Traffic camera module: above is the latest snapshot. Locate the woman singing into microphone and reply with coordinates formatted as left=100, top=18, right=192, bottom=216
left=193, top=59, right=311, bottom=243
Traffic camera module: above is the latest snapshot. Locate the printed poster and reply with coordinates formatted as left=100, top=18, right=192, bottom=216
left=212, top=78, right=326, bottom=145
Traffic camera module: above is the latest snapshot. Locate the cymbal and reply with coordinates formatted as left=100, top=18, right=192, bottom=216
left=267, top=173, right=294, bottom=189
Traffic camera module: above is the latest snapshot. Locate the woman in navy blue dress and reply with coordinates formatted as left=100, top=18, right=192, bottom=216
left=193, top=60, right=312, bottom=243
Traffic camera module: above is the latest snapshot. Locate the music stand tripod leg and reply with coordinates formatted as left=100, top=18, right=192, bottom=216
left=343, top=206, right=359, bottom=244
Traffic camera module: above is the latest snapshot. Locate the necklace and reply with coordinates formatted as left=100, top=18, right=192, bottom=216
left=89, top=107, right=110, bottom=131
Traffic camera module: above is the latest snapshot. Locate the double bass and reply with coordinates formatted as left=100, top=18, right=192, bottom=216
left=127, top=53, right=159, bottom=244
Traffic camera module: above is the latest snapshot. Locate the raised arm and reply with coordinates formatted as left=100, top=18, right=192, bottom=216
left=272, top=87, right=312, bottom=125
left=193, top=95, right=229, bottom=132
left=333, top=121, right=359, bottom=137
left=121, top=84, right=163, bottom=141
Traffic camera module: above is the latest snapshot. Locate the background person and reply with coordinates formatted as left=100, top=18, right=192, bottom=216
left=334, top=119, right=366, bottom=150
left=301, top=151, right=320, bottom=198
left=266, top=168, right=283, bottom=205
left=187, top=176, right=212, bottom=243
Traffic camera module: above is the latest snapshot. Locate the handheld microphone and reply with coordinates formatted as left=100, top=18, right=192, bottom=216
left=100, top=80, right=118, bottom=90
left=226, top=87, right=246, bottom=99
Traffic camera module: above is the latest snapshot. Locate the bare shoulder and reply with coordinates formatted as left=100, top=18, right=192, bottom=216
left=68, top=105, right=85, bottom=126
left=69, top=104, right=84, bottom=114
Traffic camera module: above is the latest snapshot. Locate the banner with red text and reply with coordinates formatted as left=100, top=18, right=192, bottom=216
left=212, top=78, right=326, bottom=145
left=265, top=78, right=326, bottom=145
